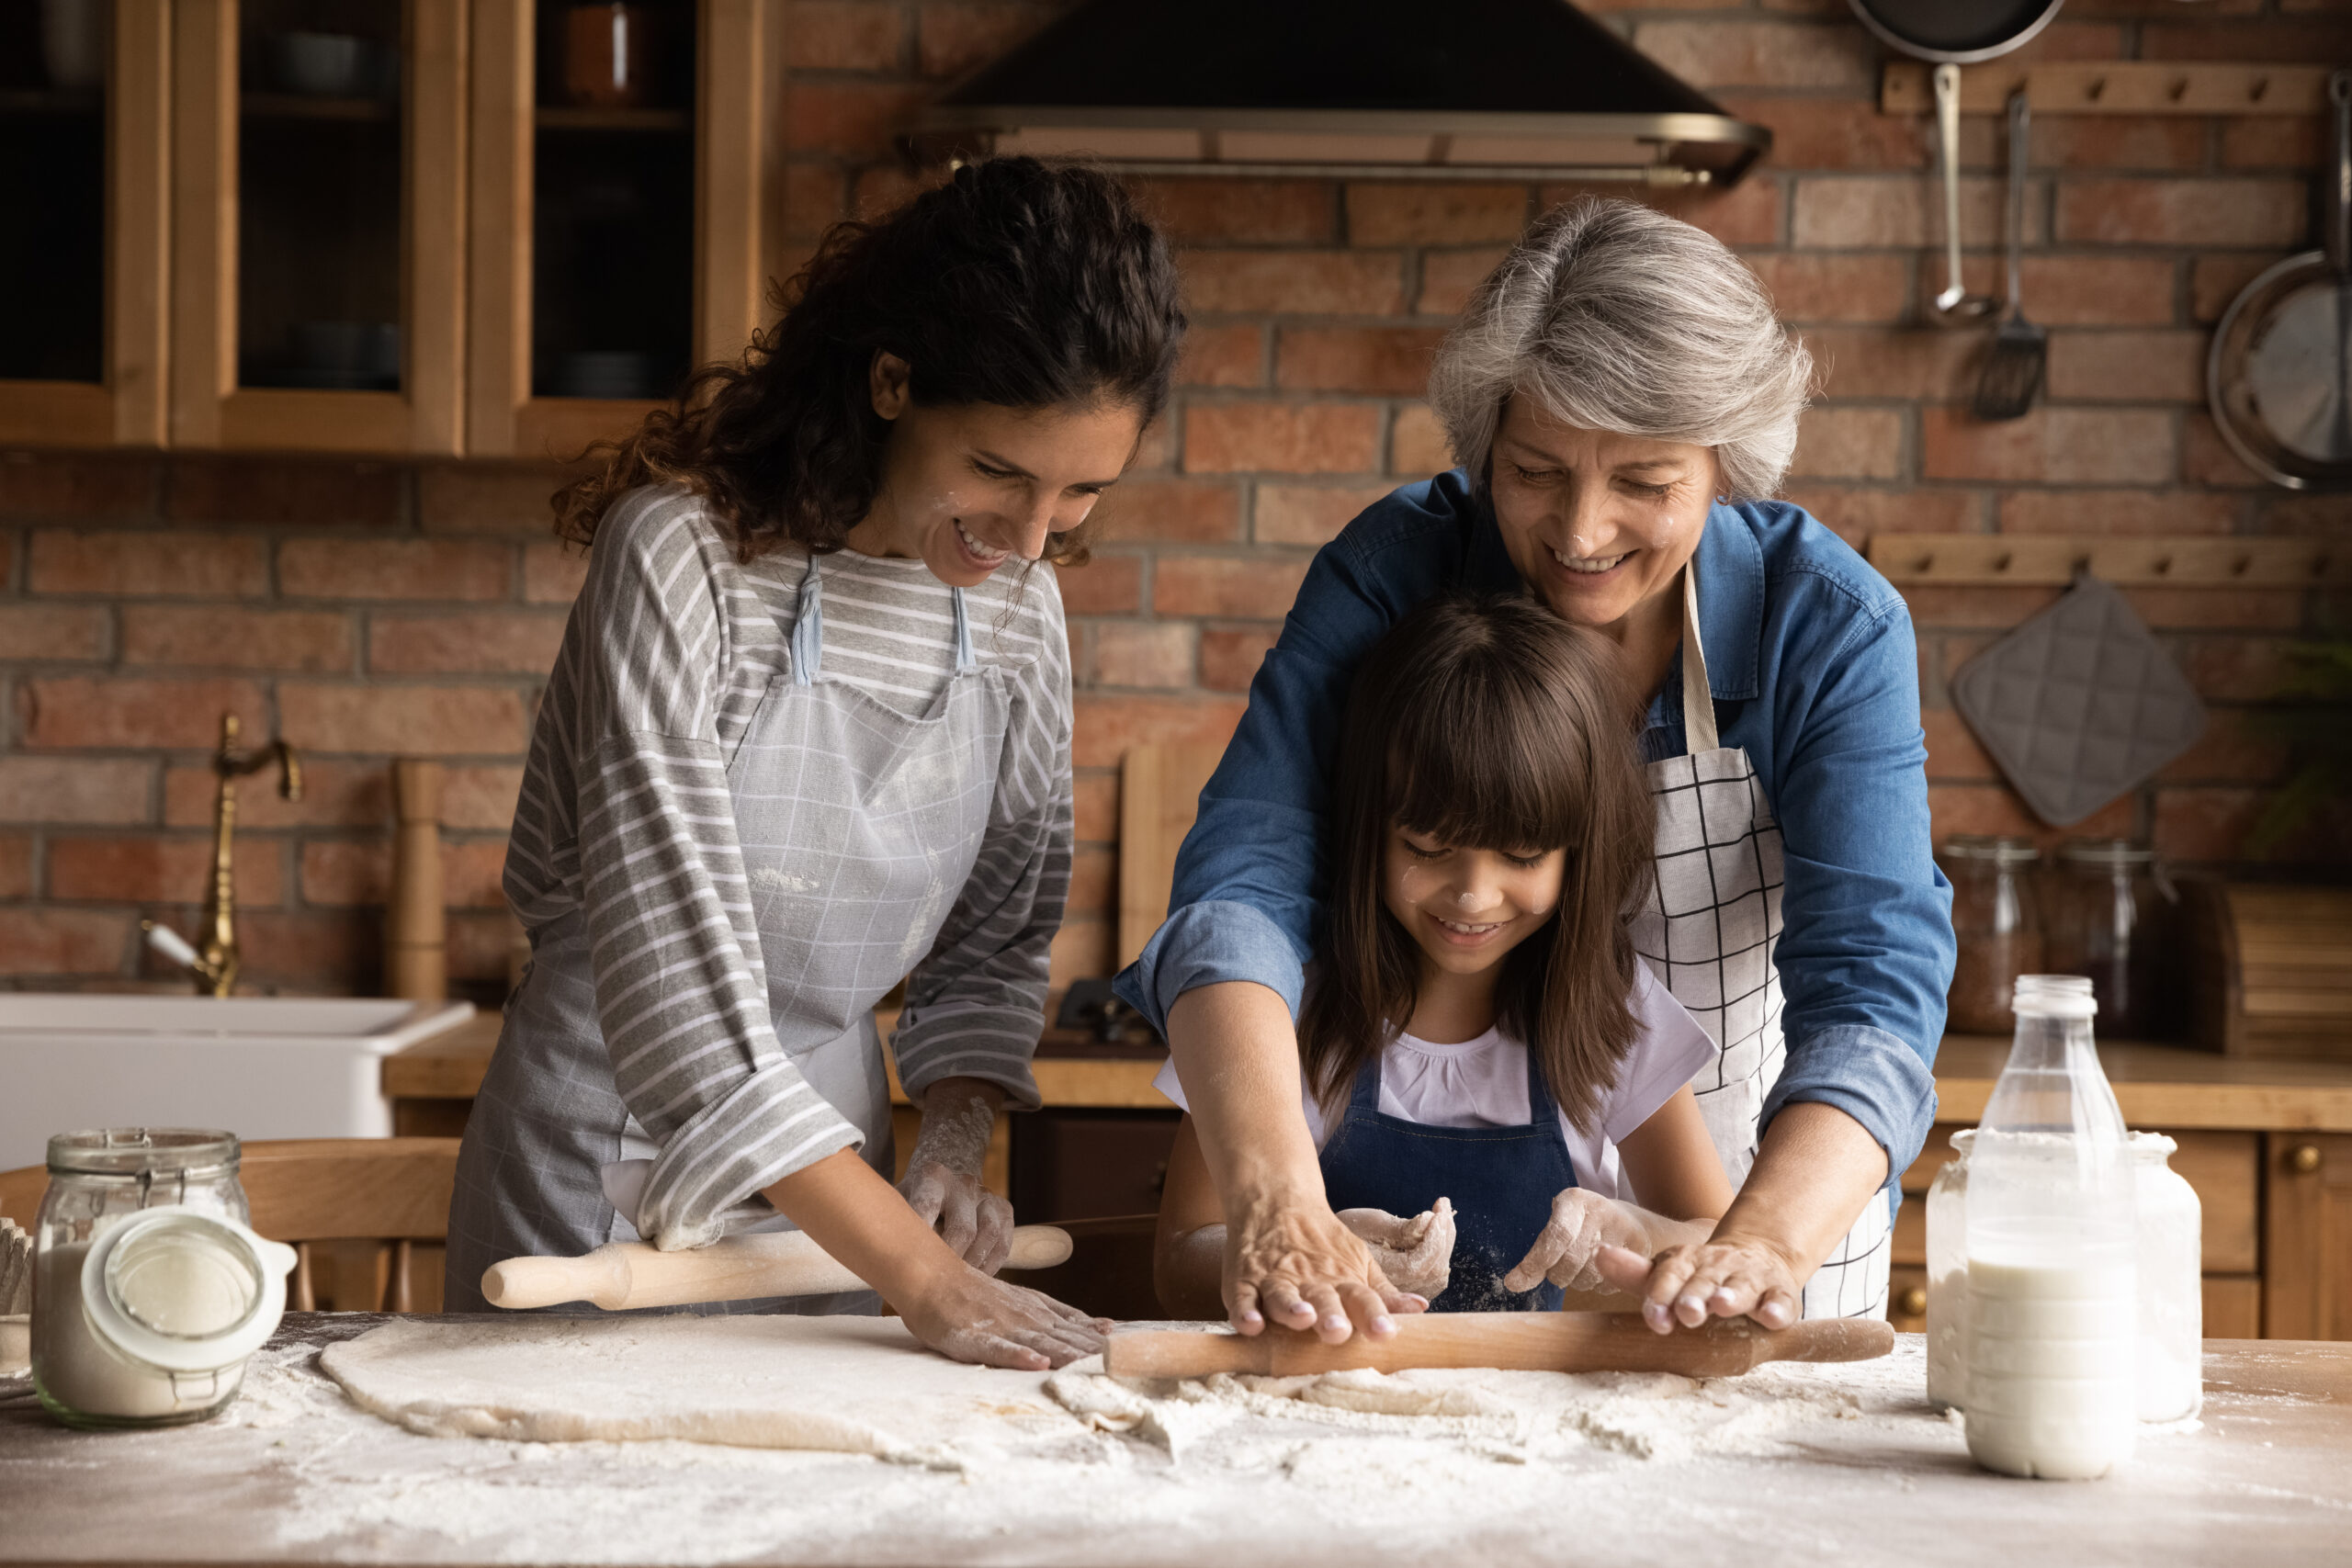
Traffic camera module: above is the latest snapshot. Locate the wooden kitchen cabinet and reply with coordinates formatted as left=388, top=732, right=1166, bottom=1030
left=0, top=0, right=171, bottom=446
left=2265, top=1133, right=2352, bottom=1341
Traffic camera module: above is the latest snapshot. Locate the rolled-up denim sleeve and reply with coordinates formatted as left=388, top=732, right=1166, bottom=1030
left=1759, top=587, right=1954, bottom=1183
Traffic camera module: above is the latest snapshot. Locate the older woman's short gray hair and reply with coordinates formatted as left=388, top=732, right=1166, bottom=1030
left=1429, top=198, right=1814, bottom=501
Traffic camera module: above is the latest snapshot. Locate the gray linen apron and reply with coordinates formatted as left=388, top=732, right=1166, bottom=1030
left=446, top=552, right=1008, bottom=1314
left=1631, top=567, right=1893, bottom=1320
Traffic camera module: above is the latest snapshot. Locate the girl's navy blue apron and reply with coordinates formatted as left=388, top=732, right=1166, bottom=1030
left=1317, top=1049, right=1577, bottom=1313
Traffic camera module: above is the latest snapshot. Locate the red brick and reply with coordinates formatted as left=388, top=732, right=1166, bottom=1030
left=916, top=2, right=1053, bottom=78
left=2261, top=493, right=2352, bottom=536
left=784, top=163, right=848, bottom=238
left=1746, top=254, right=1911, bottom=323
left=849, top=163, right=944, bottom=220
left=416, top=462, right=574, bottom=536
left=1094, top=479, right=1241, bottom=545
left=1154, top=557, right=1311, bottom=620
left=2222, top=117, right=2320, bottom=171
left=1200, top=625, right=1280, bottom=693
left=1071, top=694, right=1247, bottom=769
left=50, top=835, right=283, bottom=907
left=1133, top=416, right=1176, bottom=473
left=1805, top=327, right=1978, bottom=400
left=447, top=908, right=526, bottom=984
left=277, top=684, right=529, bottom=756
left=1177, top=323, right=1263, bottom=389
left=785, top=82, right=925, bottom=155
left=2157, top=710, right=2291, bottom=785
left=0, top=451, right=157, bottom=519
left=0, top=833, right=28, bottom=897
left=121, top=607, right=351, bottom=672
left=1537, top=176, right=1783, bottom=249
left=1390, top=404, right=1453, bottom=476
left=1255, top=481, right=1393, bottom=546
left=2044, top=330, right=2206, bottom=403
left=523, top=542, right=592, bottom=604
left=1125, top=179, right=1339, bottom=245
left=1630, top=20, right=1873, bottom=90
left=1781, top=487, right=1984, bottom=543
left=1794, top=175, right=2042, bottom=249
left=28, top=530, right=269, bottom=597
left=1415, top=248, right=1510, bottom=316
left=223, top=909, right=379, bottom=993
left=442, top=765, right=526, bottom=831
left=2176, top=637, right=2300, bottom=701
left=18, top=677, right=267, bottom=750
left=2191, top=254, right=2289, bottom=324
left=1902, top=584, right=2065, bottom=628
left=300, top=838, right=508, bottom=909
left=786, top=0, right=904, bottom=69
left=368, top=612, right=568, bottom=676
left=1274, top=326, right=1448, bottom=396
left=1072, top=769, right=1118, bottom=843
left=0, top=604, right=107, bottom=660
left=2057, top=179, right=2305, bottom=248
left=2150, top=786, right=2263, bottom=862
left=1054, top=554, right=1142, bottom=615
left=1920, top=408, right=2174, bottom=484
left=1061, top=842, right=1114, bottom=919
left=2182, top=412, right=2264, bottom=489
left=1184, top=402, right=1382, bottom=475
left=2119, top=588, right=2305, bottom=631
left=0, top=908, right=130, bottom=975
left=1922, top=256, right=2178, bottom=328
left=164, top=457, right=401, bottom=527
left=164, top=759, right=386, bottom=829
left=1922, top=707, right=1997, bottom=781
left=1996, top=491, right=2241, bottom=536
left=0, top=758, right=152, bottom=824
left=1928, top=783, right=2044, bottom=843
left=1790, top=407, right=1905, bottom=480
left=2033, top=118, right=2207, bottom=172
left=2143, top=18, right=2352, bottom=62
left=1091, top=623, right=1196, bottom=689
left=279, top=539, right=512, bottom=602
left=1049, top=918, right=1115, bottom=987
left=1713, top=95, right=1927, bottom=170
left=1345, top=184, right=1528, bottom=246
left=1179, top=251, right=1406, bottom=316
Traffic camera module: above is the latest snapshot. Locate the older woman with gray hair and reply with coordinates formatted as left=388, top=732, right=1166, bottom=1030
left=1116, top=197, right=1952, bottom=1341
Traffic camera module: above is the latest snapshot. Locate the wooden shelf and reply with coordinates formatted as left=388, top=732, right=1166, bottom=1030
left=1883, top=62, right=2335, bottom=117
left=1866, top=534, right=2348, bottom=589
left=240, top=92, right=397, bottom=122
left=534, top=105, right=690, bottom=133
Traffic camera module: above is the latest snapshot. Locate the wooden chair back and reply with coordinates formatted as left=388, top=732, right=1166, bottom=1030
left=1117, top=742, right=1227, bottom=968
left=0, top=1136, right=460, bottom=1313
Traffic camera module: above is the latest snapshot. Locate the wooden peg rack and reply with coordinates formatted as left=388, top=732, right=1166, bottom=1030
left=1864, top=535, right=2349, bottom=589
left=1881, top=62, right=2334, bottom=118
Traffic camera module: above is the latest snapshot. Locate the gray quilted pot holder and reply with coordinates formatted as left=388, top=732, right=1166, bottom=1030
left=1949, top=574, right=2208, bottom=828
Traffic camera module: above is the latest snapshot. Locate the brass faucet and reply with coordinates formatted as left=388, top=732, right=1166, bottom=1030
left=143, top=713, right=301, bottom=997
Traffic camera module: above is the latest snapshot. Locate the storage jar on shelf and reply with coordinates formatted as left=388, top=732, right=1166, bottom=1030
left=1942, top=836, right=2044, bottom=1035
left=2042, top=840, right=2177, bottom=1040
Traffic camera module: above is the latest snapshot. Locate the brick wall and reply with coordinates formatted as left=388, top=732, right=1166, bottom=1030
left=2, top=0, right=2347, bottom=994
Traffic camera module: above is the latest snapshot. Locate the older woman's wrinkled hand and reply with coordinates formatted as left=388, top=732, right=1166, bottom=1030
left=1594, top=1235, right=1804, bottom=1332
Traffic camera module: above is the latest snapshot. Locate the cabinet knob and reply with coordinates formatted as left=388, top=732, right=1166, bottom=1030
left=2290, top=1144, right=2324, bottom=1175
left=1899, top=1286, right=1928, bottom=1316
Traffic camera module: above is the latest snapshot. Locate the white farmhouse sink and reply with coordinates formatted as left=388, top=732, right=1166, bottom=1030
left=0, top=996, right=477, bottom=1173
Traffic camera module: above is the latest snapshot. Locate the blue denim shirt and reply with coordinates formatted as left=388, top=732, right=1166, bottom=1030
left=1114, top=470, right=1955, bottom=1183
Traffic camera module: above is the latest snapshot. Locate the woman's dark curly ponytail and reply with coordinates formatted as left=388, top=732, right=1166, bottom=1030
left=556, top=157, right=1186, bottom=563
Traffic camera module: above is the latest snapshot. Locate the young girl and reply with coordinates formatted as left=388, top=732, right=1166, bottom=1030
left=1153, top=594, right=1735, bottom=1314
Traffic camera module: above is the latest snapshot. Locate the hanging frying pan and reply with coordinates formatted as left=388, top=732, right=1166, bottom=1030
left=1848, top=0, right=2067, bottom=326
left=2210, top=71, right=2352, bottom=492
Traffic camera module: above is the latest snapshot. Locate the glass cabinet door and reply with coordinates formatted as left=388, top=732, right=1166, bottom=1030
left=0, top=0, right=169, bottom=446
left=468, top=0, right=773, bottom=457
left=169, top=0, right=464, bottom=453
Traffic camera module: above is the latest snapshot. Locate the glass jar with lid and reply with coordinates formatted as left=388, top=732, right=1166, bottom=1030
left=1941, top=836, right=2044, bottom=1035
left=2129, top=1133, right=2202, bottom=1423
left=1925, top=1127, right=1974, bottom=1411
left=2042, top=840, right=2177, bottom=1039
left=31, top=1129, right=296, bottom=1429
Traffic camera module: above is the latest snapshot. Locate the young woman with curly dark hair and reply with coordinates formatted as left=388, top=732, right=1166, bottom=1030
left=447, top=158, right=1185, bottom=1371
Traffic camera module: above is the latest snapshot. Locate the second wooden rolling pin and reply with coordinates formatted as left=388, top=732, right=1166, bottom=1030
left=483, top=1225, right=1074, bottom=1312
left=1105, top=1312, right=1894, bottom=1379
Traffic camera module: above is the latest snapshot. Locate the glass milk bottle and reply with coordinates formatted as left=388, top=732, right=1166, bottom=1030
left=2130, top=1134, right=2202, bottom=1422
left=1963, top=976, right=2138, bottom=1480
left=1924, top=1128, right=1973, bottom=1411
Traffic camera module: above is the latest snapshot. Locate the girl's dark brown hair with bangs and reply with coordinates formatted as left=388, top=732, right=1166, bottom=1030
left=1297, top=593, right=1656, bottom=1134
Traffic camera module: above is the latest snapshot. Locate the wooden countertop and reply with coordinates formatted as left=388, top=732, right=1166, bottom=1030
left=388, top=1016, right=2352, bottom=1130
left=4, top=1317, right=2346, bottom=1566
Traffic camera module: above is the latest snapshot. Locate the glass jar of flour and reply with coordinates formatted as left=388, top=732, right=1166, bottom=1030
left=2130, top=1134, right=2202, bottom=1423
left=31, top=1130, right=298, bottom=1429
left=1924, top=1128, right=1973, bottom=1412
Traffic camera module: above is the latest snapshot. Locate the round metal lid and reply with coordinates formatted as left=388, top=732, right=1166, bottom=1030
left=47, top=1129, right=241, bottom=1179
left=1939, top=834, right=2041, bottom=864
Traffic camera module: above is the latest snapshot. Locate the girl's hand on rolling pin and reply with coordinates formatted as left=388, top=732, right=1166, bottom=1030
left=899, top=1086, right=1015, bottom=1275
left=1593, top=1238, right=1804, bottom=1334
left=899, top=1266, right=1108, bottom=1371
left=1335, top=1200, right=1452, bottom=1303
left=1225, top=1192, right=1419, bottom=1343
left=1501, top=1189, right=1654, bottom=1294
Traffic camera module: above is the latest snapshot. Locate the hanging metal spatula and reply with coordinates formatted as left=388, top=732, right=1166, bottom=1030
left=1974, top=90, right=2046, bottom=421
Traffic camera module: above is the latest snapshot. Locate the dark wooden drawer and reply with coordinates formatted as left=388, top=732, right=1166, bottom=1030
left=1012, top=1109, right=1182, bottom=1224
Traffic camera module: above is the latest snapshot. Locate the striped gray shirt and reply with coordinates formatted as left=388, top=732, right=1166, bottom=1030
left=504, top=485, right=1071, bottom=1248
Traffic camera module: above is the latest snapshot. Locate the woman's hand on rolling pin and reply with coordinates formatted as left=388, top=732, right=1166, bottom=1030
left=1334, top=1200, right=1451, bottom=1303
left=1225, top=1192, right=1420, bottom=1343
left=1593, top=1236, right=1804, bottom=1333
left=1502, top=1189, right=1657, bottom=1294
left=899, top=1265, right=1108, bottom=1371
left=899, top=1082, right=1015, bottom=1274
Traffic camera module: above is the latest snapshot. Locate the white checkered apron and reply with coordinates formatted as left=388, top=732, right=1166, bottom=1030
left=1630, top=567, right=1892, bottom=1320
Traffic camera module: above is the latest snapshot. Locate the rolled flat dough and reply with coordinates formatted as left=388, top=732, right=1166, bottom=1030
left=319, top=1315, right=1088, bottom=1465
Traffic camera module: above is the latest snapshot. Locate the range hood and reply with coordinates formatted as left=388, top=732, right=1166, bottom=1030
left=901, top=0, right=1770, bottom=188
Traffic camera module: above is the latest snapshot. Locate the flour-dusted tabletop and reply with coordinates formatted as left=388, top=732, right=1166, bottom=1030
left=3, top=1314, right=2347, bottom=1568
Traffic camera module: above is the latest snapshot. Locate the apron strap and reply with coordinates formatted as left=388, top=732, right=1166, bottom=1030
left=951, top=586, right=975, bottom=671
left=791, top=553, right=825, bottom=685
left=1678, top=565, right=1719, bottom=753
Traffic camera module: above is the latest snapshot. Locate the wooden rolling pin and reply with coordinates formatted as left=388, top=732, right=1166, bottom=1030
left=1105, top=1312, right=1894, bottom=1380
left=482, top=1224, right=1074, bottom=1311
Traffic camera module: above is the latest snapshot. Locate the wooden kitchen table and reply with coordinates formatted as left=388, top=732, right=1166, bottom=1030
left=3, top=1316, right=2346, bottom=1567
